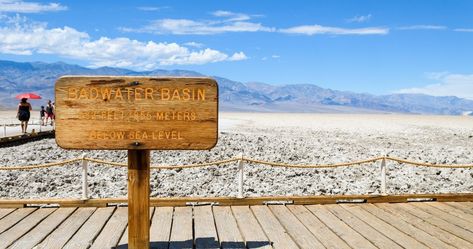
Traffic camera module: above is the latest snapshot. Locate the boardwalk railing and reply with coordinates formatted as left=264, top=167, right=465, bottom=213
left=2, top=118, right=54, bottom=137
left=0, top=155, right=472, bottom=200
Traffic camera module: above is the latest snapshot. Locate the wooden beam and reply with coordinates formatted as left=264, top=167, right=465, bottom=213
left=0, top=193, right=471, bottom=208
left=127, top=150, right=150, bottom=249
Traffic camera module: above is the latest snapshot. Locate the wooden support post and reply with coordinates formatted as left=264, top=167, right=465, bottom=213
left=81, top=153, right=88, bottom=200
left=237, top=153, right=244, bottom=198
left=128, top=150, right=150, bottom=249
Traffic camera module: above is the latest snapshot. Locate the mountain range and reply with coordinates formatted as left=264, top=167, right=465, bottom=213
left=1, top=60, right=473, bottom=115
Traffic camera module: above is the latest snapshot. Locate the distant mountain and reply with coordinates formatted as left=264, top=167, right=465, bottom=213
left=1, top=60, right=473, bottom=115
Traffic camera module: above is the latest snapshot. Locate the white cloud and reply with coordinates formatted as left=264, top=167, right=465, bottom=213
left=183, top=41, right=204, bottom=48
left=0, top=15, right=248, bottom=69
left=122, top=18, right=274, bottom=35
left=397, top=73, right=473, bottom=100
left=137, top=6, right=168, bottom=11
left=228, top=52, right=247, bottom=61
left=347, top=14, right=372, bottom=23
left=271, top=54, right=280, bottom=58
left=0, top=0, right=67, bottom=13
left=454, top=28, right=473, bottom=32
left=397, top=25, right=447, bottom=30
left=122, top=10, right=388, bottom=37
left=279, top=25, right=388, bottom=35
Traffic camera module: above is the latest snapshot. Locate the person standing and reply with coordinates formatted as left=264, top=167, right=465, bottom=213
left=17, top=98, right=32, bottom=134
left=40, top=106, right=46, bottom=126
left=45, top=100, right=54, bottom=126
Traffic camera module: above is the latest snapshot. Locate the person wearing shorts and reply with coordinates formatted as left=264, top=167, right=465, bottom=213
left=45, top=100, right=55, bottom=126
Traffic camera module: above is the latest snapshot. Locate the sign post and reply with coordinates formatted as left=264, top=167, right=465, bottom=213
left=55, top=76, right=218, bottom=248
left=128, top=150, right=150, bottom=248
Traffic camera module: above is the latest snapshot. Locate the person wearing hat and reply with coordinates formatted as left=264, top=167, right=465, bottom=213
left=17, top=98, right=32, bottom=134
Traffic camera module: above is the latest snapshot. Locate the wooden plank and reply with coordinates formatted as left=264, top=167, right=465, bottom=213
left=287, top=205, right=350, bottom=249
left=412, top=202, right=473, bottom=232
left=63, top=207, right=115, bottom=249
left=376, top=203, right=473, bottom=248
left=426, top=202, right=473, bottom=221
left=90, top=207, right=128, bottom=249
left=340, top=204, right=428, bottom=249
left=444, top=202, right=473, bottom=215
left=213, top=206, right=245, bottom=249
left=0, top=208, right=55, bottom=249
left=251, top=205, right=299, bottom=249
left=169, top=207, right=193, bottom=249
left=194, top=206, right=219, bottom=249
left=0, top=208, right=36, bottom=234
left=0, top=208, right=15, bottom=220
left=326, top=204, right=401, bottom=248
left=128, top=149, right=150, bottom=249
left=55, top=76, right=218, bottom=150
left=398, top=203, right=473, bottom=244
left=9, top=207, right=76, bottom=249
left=269, top=205, right=324, bottom=249
left=117, top=207, right=154, bottom=249
left=231, top=206, right=272, bottom=249
left=306, top=205, right=377, bottom=249
left=36, top=207, right=96, bottom=249
left=150, top=207, right=173, bottom=249
left=1, top=193, right=473, bottom=207
left=360, top=204, right=455, bottom=249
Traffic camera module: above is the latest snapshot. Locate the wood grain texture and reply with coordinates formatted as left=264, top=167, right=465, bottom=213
left=306, top=205, right=377, bottom=249
left=251, top=206, right=299, bottom=249
left=149, top=207, right=173, bottom=249
left=375, top=203, right=473, bottom=248
left=89, top=207, right=128, bottom=249
left=55, top=76, right=218, bottom=150
left=9, top=207, right=76, bottom=249
left=1, top=193, right=472, bottom=207
left=169, top=207, right=193, bottom=249
left=269, top=205, right=324, bottom=249
left=0, top=208, right=36, bottom=234
left=194, top=206, right=219, bottom=249
left=36, top=207, right=96, bottom=249
left=128, top=150, right=150, bottom=249
left=360, top=204, right=454, bottom=249
left=0, top=208, right=55, bottom=249
left=213, top=206, right=245, bottom=249
left=231, top=206, right=272, bottom=249
left=63, top=207, right=115, bottom=249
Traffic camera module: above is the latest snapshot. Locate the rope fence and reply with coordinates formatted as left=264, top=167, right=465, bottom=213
left=1, top=155, right=472, bottom=170
left=0, top=154, right=472, bottom=199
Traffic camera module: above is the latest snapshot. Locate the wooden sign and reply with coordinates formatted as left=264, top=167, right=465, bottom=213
left=55, top=76, right=218, bottom=150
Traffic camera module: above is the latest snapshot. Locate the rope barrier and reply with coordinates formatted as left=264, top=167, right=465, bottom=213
left=385, top=156, right=473, bottom=168
left=0, top=156, right=473, bottom=171
left=242, top=157, right=384, bottom=168
left=0, top=158, right=81, bottom=170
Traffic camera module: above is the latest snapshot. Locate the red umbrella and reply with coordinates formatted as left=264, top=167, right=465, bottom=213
left=15, top=93, right=42, bottom=99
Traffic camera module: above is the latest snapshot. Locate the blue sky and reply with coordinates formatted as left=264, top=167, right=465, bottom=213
left=0, top=0, right=472, bottom=99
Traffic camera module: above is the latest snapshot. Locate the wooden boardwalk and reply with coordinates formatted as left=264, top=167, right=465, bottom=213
left=0, top=202, right=472, bottom=248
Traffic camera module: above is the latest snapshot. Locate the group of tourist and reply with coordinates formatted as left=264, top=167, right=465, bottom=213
left=17, top=98, right=55, bottom=134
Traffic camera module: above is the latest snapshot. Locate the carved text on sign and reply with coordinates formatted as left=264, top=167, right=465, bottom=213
left=55, top=76, right=218, bottom=150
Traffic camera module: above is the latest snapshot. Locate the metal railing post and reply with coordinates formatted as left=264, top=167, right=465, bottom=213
left=81, top=153, right=89, bottom=200
left=237, top=153, right=244, bottom=198
left=380, top=157, right=387, bottom=196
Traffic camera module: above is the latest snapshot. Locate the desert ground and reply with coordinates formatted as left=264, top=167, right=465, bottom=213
left=0, top=112, right=472, bottom=199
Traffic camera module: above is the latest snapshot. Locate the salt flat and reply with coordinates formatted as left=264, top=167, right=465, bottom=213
left=0, top=112, right=472, bottom=199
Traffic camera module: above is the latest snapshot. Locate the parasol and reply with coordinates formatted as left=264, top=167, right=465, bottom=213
left=15, top=93, right=42, bottom=99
